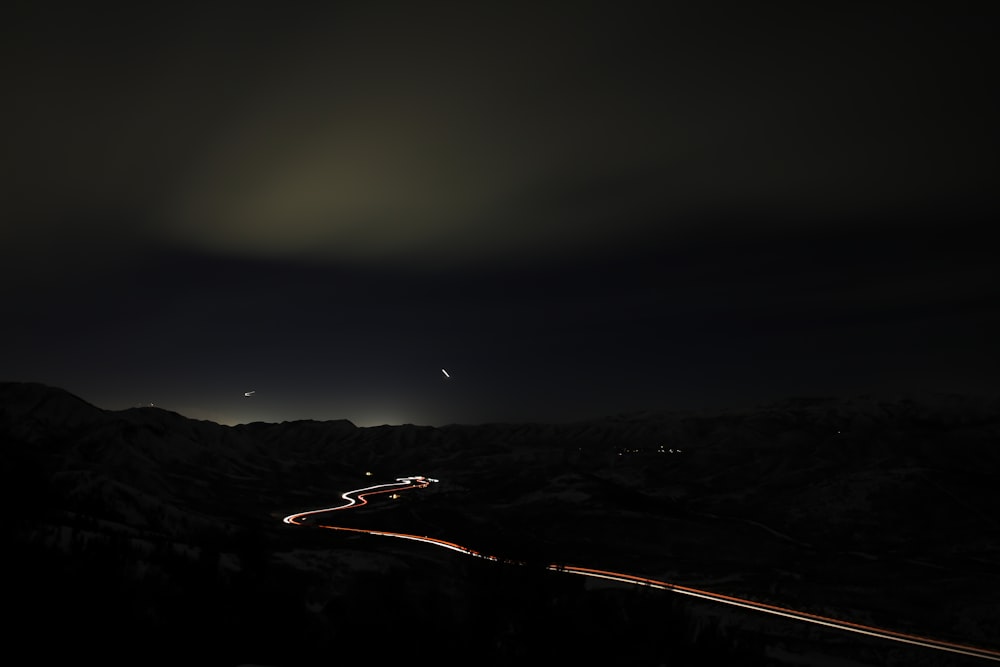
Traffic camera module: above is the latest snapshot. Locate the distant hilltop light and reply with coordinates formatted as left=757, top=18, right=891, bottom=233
left=441, top=368, right=450, bottom=378
left=244, top=390, right=255, bottom=397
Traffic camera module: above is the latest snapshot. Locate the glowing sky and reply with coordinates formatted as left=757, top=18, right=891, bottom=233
left=2, top=3, right=997, bottom=425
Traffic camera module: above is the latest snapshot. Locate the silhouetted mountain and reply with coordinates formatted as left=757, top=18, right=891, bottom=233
left=3, top=382, right=999, bottom=666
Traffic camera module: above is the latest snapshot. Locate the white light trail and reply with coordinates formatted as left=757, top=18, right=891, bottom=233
left=552, top=566, right=1000, bottom=662
left=282, top=476, right=434, bottom=525
left=282, top=476, right=1000, bottom=663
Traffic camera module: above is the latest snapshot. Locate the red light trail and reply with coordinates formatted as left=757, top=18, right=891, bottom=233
left=282, top=476, right=1000, bottom=663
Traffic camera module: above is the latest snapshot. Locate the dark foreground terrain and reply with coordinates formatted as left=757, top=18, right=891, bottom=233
left=3, top=382, right=999, bottom=666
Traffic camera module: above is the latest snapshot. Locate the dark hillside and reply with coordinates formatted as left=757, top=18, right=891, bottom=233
left=3, top=382, right=999, bottom=665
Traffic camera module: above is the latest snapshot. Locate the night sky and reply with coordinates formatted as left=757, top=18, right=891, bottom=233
left=3, top=3, right=997, bottom=426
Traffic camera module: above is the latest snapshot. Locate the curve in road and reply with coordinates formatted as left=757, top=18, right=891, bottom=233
left=282, top=475, right=1000, bottom=663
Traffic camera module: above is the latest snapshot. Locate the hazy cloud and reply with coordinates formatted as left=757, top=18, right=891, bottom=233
left=2, top=3, right=996, bottom=273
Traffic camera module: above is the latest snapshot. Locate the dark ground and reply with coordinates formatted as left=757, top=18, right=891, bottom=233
left=4, top=382, right=999, bottom=666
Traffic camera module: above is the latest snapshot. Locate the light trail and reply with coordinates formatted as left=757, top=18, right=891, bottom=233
left=551, top=566, right=1000, bottom=662
left=283, top=476, right=1000, bottom=663
left=282, top=476, right=431, bottom=525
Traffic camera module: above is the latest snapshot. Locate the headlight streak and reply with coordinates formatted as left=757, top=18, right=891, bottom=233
left=282, top=476, right=431, bottom=524
left=552, top=566, right=1000, bottom=661
left=283, top=476, right=1000, bottom=663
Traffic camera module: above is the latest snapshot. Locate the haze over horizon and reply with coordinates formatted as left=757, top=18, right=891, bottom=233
left=3, top=3, right=997, bottom=427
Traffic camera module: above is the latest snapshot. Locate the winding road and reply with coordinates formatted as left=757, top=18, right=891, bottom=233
left=282, top=475, right=1000, bottom=663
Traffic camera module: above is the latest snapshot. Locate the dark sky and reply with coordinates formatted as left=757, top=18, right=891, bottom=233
left=3, top=2, right=997, bottom=425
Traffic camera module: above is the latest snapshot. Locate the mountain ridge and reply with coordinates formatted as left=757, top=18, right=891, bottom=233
left=3, top=380, right=999, bottom=665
